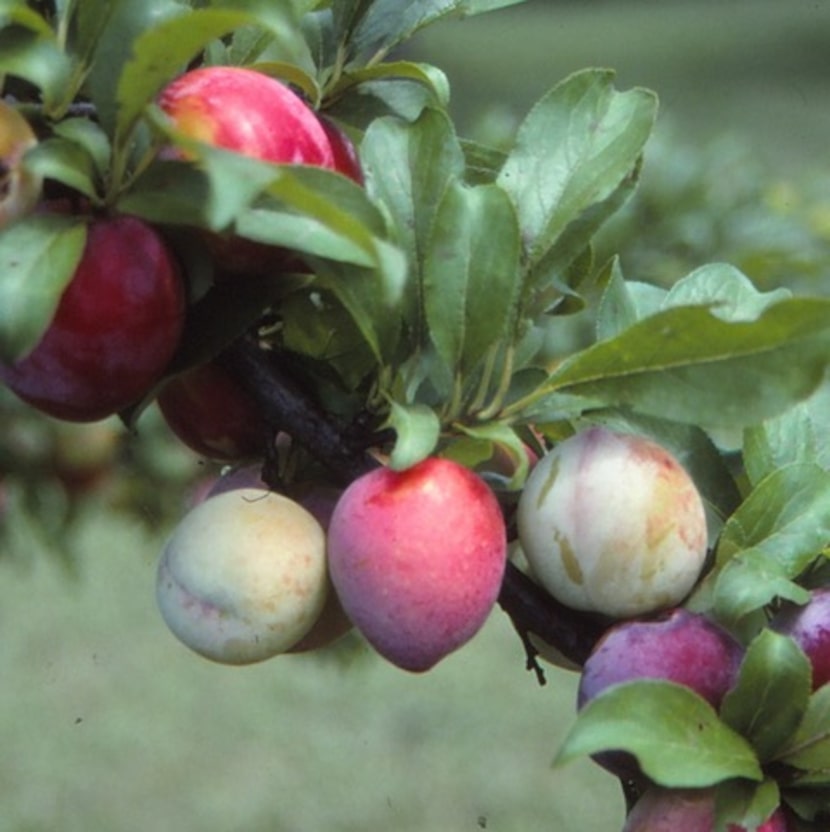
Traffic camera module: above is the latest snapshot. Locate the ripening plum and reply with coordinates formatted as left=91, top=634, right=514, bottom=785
left=622, top=786, right=790, bottom=832
left=517, top=426, right=708, bottom=618
left=771, top=587, right=830, bottom=690
left=578, top=608, right=744, bottom=780
left=156, top=488, right=328, bottom=664
left=327, top=457, right=508, bottom=672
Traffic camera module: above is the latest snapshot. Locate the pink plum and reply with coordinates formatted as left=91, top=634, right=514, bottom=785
left=327, top=457, right=508, bottom=672
left=517, top=426, right=708, bottom=618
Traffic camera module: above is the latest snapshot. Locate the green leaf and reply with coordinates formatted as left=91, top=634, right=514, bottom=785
left=452, top=422, right=530, bottom=491
left=778, top=685, right=830, bottom=771
left=664, top=262, right=791, bottom=321
left=497, top=69, right=656, bottom=269
left=509, top=298, right=830, bottom=429
left=595, top=257, right=638, bottom=341
left=52, top=118, right=112, bottom=178
left=743, top=382, right=830, bottom=486
left=714, top=779, right=782, bottom=832
left=0, top=215, right=87, bottom=362
left=361, top=108, right=465, bottom=330
left=720, top=630, right=812, bottom=761
left=423, top=181, right=521, bottom=376
left=331, top=61, right=450, bottom=110
left=715, top=463, right=830, bottom=575
left=699, top=551, right=811, bottom=629
left=383, top=401, right=441, bottom=471
left=84, top=0, right=187, bottom=135
left=555, top=680, right=763, bottom=788
left=24, top=138, right=101, bottom=202
left=0, top=22, right=74, bottom=112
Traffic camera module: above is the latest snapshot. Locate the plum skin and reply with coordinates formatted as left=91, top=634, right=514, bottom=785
left=517, top=426, right=708, bottom=618
left=157, top=66, right=362, bottom=274
left=623, top=786, right=789, bottom=832
left=327, top=457, right=508, bottom=672
left=157, top=361, right=267, bottom=462
left=156, top=488, right=328, bottom=665
left=578, top=608, right=744, bottom=781
left=0, top=216, right=185, bottom=422
left=771, top=587, right=830, bottom=690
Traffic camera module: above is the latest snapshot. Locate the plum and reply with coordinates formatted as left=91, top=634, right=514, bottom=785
left=156, top=488, right=328, bottom=664
left=327, top=457, right=507, bottom=672
left=517, top=426, right=708, bottom=618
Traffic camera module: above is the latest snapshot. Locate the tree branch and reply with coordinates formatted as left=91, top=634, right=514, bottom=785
left=221, top=335, right=607, bottom=675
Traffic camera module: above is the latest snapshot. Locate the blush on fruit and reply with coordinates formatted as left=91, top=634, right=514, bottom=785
left=156, top=488, right=328, bottom=665
left=0, top=216, right=185, bottom=422
left=517, top=426, right=708, bottom=618
left=327, top=457, right=508, bottom=672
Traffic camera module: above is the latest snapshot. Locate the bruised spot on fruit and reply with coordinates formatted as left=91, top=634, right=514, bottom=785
left=556, top=531, right=584, bottom=585
left=534, top=453, right=560, bottom=510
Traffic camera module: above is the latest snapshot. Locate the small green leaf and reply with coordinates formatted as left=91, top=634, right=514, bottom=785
left=52, top=118, right=112, bottom=178
left=698, top=551, right=811, bottom=627
left=715, top=463, right=830, bottom=575
left=778, top=685, right=830, bottom=771
left=24, top=138, right=101, bottom=201
left=332, top=61, right=450, bottom=109
left=743, top=383, right=830, bottom=486
left=361, top=109, right=465, bottom=332
left=0, top=23, right=74, bottom=113
left=84, top=0, right=186, bottom=135
left=714, top=779, right=782, bottom=832
left=423, top=181, right=521, bottom=376
left=720, top=630, right=812, bottom=761
left=555, top=680, right=763, bottom=788
left=664, top=262, right=791, bottom=321
left=498, top=69, right=656, bottom=269
left=595, top=257, right=638, bottom=341
left=383, top=401, right=441, bottom=471
left=453, top=422, right=530, bottom=491
left=0, top=215, right=87, bottom=362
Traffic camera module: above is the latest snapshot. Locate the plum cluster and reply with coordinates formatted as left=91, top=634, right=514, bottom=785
left=3, top=64, right=824, bottom=832
left=0, top=67, right=360, bottom=428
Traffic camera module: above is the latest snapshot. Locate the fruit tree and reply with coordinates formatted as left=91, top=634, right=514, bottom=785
left=2, top=1, right=830, bottom=829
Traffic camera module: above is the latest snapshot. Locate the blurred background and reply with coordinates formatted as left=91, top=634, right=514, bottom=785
left=1, top=2, right=829, bottom=830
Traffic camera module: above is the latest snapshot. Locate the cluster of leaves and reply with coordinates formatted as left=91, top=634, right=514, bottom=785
left=4, top=0, right=830, bottom=828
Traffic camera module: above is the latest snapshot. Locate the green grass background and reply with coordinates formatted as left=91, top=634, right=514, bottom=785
left=2, top=2, right=828, bottom=830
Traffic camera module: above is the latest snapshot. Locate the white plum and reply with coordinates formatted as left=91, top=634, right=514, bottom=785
left=517, top=426, right=708, bottom=618
left=156, top=488, right=328, bottom=664
left=327, top=457, right=508, bottom=672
